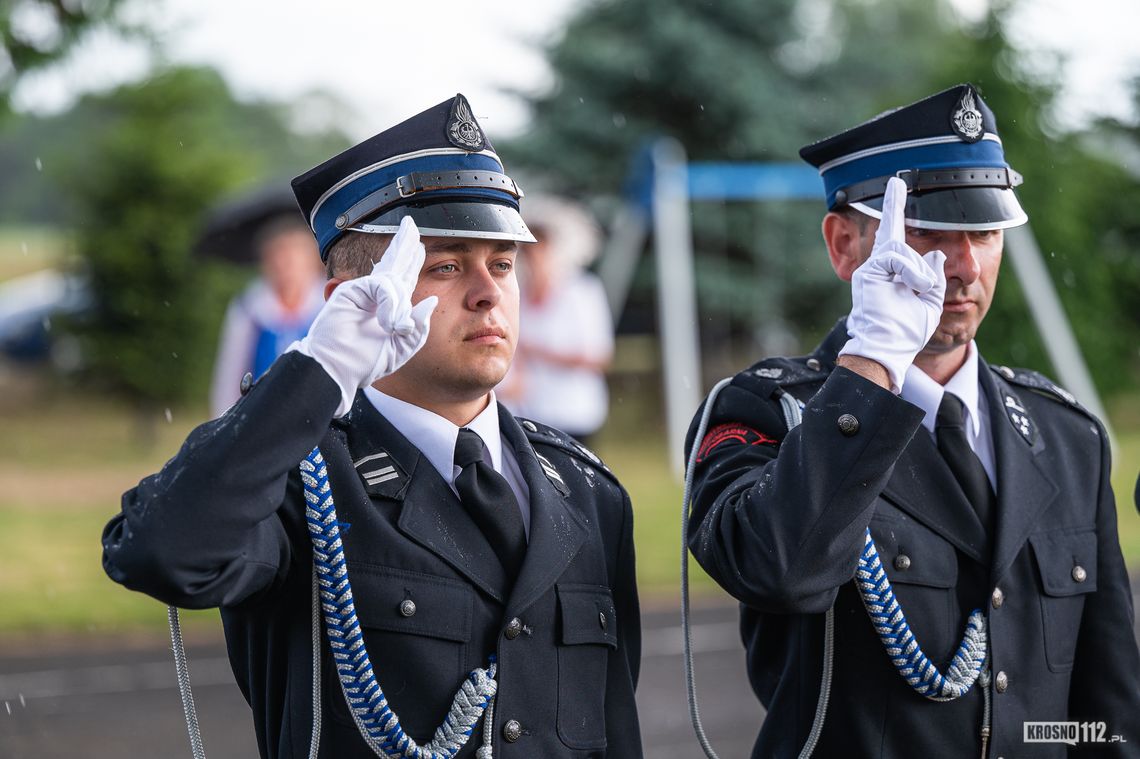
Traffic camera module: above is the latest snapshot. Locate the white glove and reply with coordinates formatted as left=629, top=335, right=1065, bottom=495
left=839, top=176, right=946, bottom=393
left=291, top=216, right=438, bottom=416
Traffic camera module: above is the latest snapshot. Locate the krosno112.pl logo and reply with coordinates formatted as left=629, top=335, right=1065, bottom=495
left=1024, top=722, right=1127, bottom=745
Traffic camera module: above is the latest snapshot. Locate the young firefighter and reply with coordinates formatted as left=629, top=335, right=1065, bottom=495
left=103, top=95, right=642, bottom=759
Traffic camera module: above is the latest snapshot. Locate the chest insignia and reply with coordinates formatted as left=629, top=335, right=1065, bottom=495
left=1003, top=392, right=1037, bottom=446
left=353, top=450, right=407, bottom=497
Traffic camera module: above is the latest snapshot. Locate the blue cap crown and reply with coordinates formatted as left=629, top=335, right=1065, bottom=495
left=292, top=94, right=534, bottom=261
left=800, top=84, right=1027, bottom=230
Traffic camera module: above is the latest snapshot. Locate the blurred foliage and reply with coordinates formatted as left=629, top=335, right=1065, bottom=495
left=0, top=0, right=129, bottom=116
left=62, top=67, right=250, bottom=409
left=54, top=66, right=349, bottom=409
left=508, top=0, right=1140, bottom=396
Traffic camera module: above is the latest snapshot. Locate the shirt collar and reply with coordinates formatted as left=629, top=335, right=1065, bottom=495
left=362, top=387, right=502, bottom=484
left=901, top=341, right=982, bottom=437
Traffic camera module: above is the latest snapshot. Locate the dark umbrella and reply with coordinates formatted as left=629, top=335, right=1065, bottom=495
left=193, top=183, right=306, bottom=263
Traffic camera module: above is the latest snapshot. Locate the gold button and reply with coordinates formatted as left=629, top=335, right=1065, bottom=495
left=505, top=617, right=523, bottom=640
left=991, top=587, right=1004, bottom=608
left=1072, top=565, right=1087, bottom=583
left=995, top=671, right=1008, bottom=693
left=399, top=599, right=416, bottom=617
left=893, top=554, right=911, bottom=571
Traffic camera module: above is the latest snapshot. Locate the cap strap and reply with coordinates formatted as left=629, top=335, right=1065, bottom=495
left=834, top=166, right=1022, bottom=207
left=335, top=170, right=523, bottom=230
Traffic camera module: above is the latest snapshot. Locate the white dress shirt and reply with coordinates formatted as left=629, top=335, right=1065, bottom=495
left=901, top=341, right=997, bottom=490
left=363, top=387, right=531, bottom=537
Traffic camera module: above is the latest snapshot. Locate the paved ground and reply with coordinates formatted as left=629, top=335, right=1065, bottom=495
left=0, top=602, right=758, bottom=758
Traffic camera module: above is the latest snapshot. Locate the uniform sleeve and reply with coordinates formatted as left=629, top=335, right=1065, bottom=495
left=686, top=366, right=925, bottom=613
left=1068, top=422, right=1140, bottom=757
left=102, top=351, right=342, bottom=609
left=605, top=484, right=643, bottom=756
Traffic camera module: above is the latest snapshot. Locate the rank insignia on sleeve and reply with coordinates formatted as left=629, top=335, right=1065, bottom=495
left=697, top=423, right=779, bottom=463
left=447, top=94, right=487, bottom=152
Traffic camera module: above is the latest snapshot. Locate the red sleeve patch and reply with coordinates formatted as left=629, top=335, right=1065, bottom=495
left=696, top=423, right=779, bottom=462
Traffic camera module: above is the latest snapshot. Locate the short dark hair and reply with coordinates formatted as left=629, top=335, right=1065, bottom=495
left=324, top=231, right=393, bottom=279
left=834, top=205, right=872, bottom=234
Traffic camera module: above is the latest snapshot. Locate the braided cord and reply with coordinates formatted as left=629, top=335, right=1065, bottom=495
left=855, top=529, right=987, bottom=700
left=302, top=447, right=498, bottom=758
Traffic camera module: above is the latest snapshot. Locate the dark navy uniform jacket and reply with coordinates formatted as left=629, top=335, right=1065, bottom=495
left=687, top=320, right=1140, bottom=759
left=103, top=352, right=642, bottom=758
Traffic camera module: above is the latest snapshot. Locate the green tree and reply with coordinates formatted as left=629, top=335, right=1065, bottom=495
left=59, top=66, right=340, bottom=412
left=0, top=0, right=128, bottom=116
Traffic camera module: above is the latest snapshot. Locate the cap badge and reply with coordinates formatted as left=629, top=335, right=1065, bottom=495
left=951, top=87, right=984, bottom=143
left=447, top=95, right=486, bottom=152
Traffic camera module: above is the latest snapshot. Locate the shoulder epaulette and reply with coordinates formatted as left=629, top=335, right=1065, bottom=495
left=989, top=364, right=1092, bottom=417
left=517, top=417, right=618, bottom=486
left=733, top=354, right=830, bottom=401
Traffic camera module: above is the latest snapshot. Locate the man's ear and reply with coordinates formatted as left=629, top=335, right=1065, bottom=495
left=323, top=278, right=344, bottom=301
left=822, top=211, right=868, bottom=282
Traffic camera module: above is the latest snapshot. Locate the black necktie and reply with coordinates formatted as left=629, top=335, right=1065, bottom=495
left=454, top=428, right=527, bottom=578
left=935, top=393, right=996, bottom=537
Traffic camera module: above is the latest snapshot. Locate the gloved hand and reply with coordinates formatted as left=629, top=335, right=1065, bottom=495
left=839, top=176, right=946, bottom=393
left=291, top=216, right=438, bottom=416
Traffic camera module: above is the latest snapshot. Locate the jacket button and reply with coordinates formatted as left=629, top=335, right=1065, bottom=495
left=837, top=414, right=860, bottom=436
left=239, top=372, right=254, bottom=396
left=806, top=358, right=822, bottom=371
left=598, top=611, right=608, bottom=630
left=399, top=599, right=416, bottom=618
left=893, top=554, right=911, bottom=571
left=995, top=671, right=1008, bottom=693
left=991, top=587, right=1004, bottom=608
left=504, top=617, right=523, bottom=640
left=503, top=719, right=522, bottom=742
left=1072, top=565, right=1087, bottom=583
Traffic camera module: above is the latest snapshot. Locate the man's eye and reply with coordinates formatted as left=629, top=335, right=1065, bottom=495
left=434, top=263, right=457, bottom=274
left=493, top=260, right=513, bottom=272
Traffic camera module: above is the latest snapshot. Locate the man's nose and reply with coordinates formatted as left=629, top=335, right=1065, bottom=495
left=466, top=265, right=502, bottom=310
left=941, top=233, right=982, bottom=285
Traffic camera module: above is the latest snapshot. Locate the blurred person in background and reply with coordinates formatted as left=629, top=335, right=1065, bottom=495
left=209, top=218, right=326, bottom=416
left=686, top=84, right=1140, bottom=758
left=498, top=195, right=613, bottom=447
left=103, top=95, right=641, bottom=759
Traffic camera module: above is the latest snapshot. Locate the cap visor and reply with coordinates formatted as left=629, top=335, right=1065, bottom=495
left=851, top=186, right=1028, bottom=231
left=353, top=201, right=536, bottom=242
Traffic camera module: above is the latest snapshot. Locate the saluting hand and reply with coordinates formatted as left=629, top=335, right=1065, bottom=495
left=294, top=216, right=438, bottom=417
left=840, top=176, right=946, bottom=393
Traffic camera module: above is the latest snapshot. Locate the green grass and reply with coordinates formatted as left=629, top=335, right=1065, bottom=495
left=0, top=226, right=72, bottom=281
left=0, top=376, right=1137, bottom=636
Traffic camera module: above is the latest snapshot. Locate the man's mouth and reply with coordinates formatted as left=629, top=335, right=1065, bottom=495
left=465, top=326, right=507, bottom=343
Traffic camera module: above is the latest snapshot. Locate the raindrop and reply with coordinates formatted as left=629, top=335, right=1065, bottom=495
left=578, top=97, right=584, bottom=104
left=699, top=104, right=705, bottom=111
left=172, top=352, right=178, bottom=359
left=612, top=113, right=626, bottom=128
left=163, top=300, right=171, bottom=307
left=34, top=157, right=42, bottom=172
left=18, top=694, right=24, bottom=708
left=20, top=241, right=28, bottom=256
left=4, top=702, right=9, bottom=715
left=165, top=408, right=173, bottom=423
left=42, top=317, right=51, bottom=331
